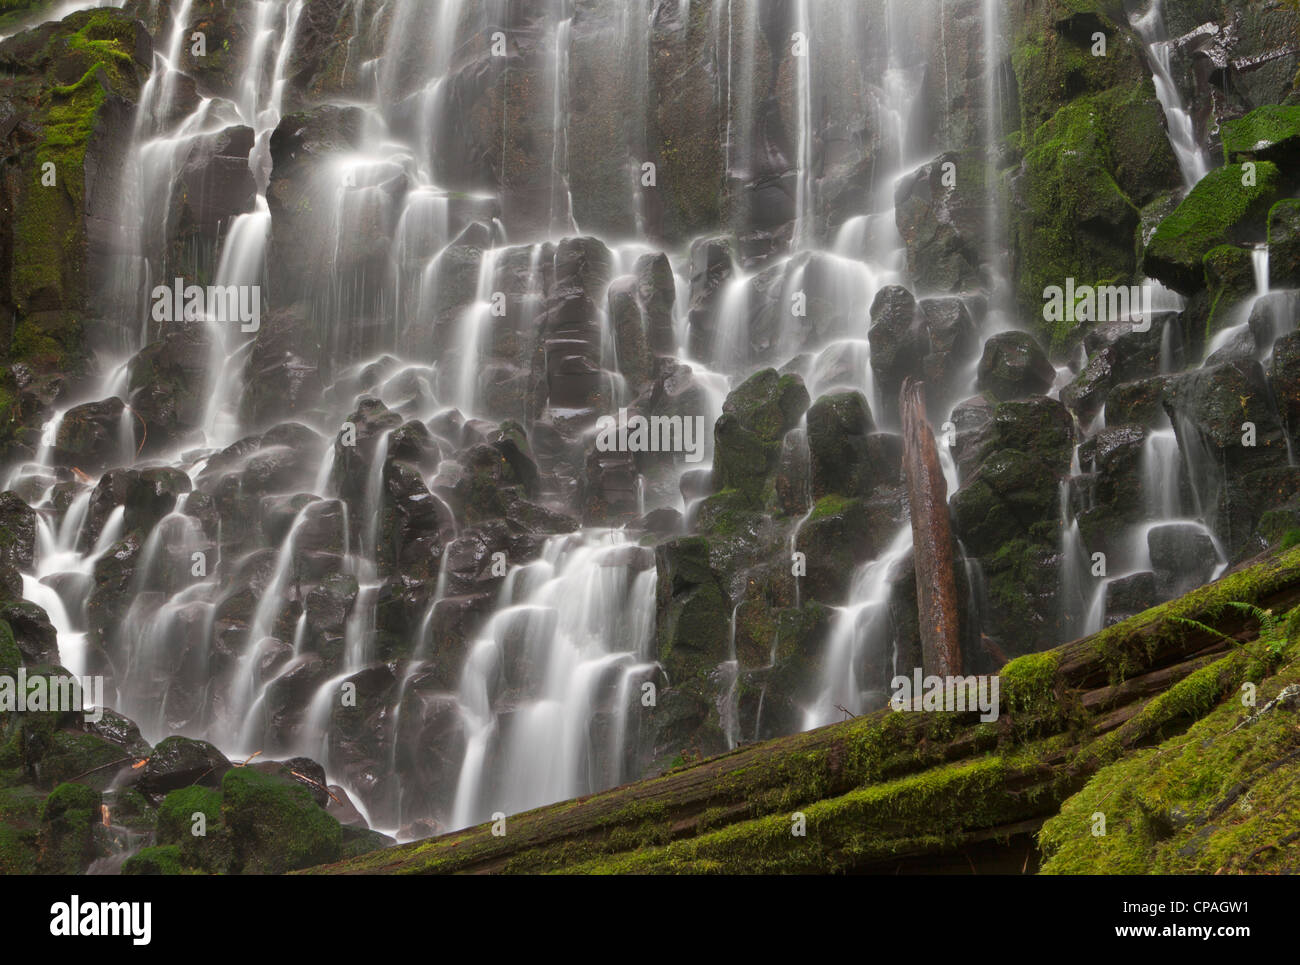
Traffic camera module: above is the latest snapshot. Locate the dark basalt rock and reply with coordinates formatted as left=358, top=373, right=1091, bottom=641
left=868, top=286, right=927, bottom=419
left=0, top=490, right=36, bottom=572
left=127, top=320, right=214, bottom=454
left=0, top=599, right=59, bottom=665
left=1148, top=523, right=1219, bottom=597
left=976, top=332, right=1057, bottom=402
left=241, top=305, right=324, bottom=430
left=712, top=369, right=810, bottom=506
left=806, top=391, right=877, bottom=500
left=53, top=398, right=129, bottom=474
left=137, top=737, right=232, bottom=801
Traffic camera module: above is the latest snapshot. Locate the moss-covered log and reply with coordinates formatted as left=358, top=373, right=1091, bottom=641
left=309, top=544, right=1300, bottom=874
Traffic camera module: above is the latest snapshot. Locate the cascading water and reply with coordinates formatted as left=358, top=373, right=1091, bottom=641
left=9, top=0, right=1293, bottom=862
left=1130, top=0, right=1211, bottom=190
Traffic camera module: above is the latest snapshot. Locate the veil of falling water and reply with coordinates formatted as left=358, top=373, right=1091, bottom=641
left=7, top=0, right=1277, bottom=839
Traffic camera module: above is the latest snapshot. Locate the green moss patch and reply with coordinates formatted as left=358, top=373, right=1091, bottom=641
left=1143, top=162, right=1283, bottom=293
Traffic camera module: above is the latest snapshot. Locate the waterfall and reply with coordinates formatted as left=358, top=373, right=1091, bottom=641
left=12, top=0, right=1287, bottom=857
left=449, top=532, right=657, bottom=829
left=1130, top=0, right=1211, bottom=190
left=804, top=529, right=912, bottom=729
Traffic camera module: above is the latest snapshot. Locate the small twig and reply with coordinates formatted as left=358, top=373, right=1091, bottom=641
left=66, top=755, right=142, bottom=783
left=835, top=703, right=858, bottom=720
left=124, top=403, right=147, bottom=457
left=290, top=769, right=343, bottom=806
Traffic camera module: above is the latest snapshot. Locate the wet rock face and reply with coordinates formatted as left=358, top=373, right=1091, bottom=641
left=54, top=399, right=130, bottom=475
left=868, top=285, right=926, bottom=419
left=895, top=152, right=989, bottom=294
left=241, top=305, right=324, bottom=430
left=806, top=391, right=877, bottom=500
left=0, top=491, right=36, bottom=571
left=687, top=236, right=735, bottom=363
left=137, top=736, right=232, bottom=801
left=128, top=320, right=214, bottom=453
left=713, top=368, right=810, bottom=506
left=976, top=332, right=1057, bottom=402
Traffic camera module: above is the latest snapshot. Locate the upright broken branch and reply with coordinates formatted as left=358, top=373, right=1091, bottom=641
left=900, top=377, right=962, bottom=677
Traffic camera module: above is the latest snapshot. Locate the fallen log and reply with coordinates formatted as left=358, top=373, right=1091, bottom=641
left=307, top=544, right=1300, bottom=875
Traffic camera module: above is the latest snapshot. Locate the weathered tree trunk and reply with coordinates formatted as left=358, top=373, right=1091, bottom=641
left=900, top=377, right=962, bottom=677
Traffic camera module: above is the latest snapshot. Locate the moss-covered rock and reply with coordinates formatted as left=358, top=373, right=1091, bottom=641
left=121, top=843, right=190, bottom=875
left=1201, top=243, right=1257, bottom=341
left=37, top=780, right=100, bottom=873
left=1143, top=163, right=1283, bottom=294
left=1010, top=78, right=1178, bottom=349
left=1105, top=376, right=1171, bottom=430
left=806, top=391, right=876, bottom=500
left=951, top=450, right=1061, bottom=557
left=136, top=736, right=231, bottom=799
left=220, top=766, right=342, bottom=874
left=1221, top=103, right=1300, bottom=168
left=0, top=783, right=42, bottom=873
left=976, top=332, right=1057, bottom=401
left=154, top=784, right=228, bottom=873
left=712, top=369, right=809, bottom=507
left=795, top=495, right=904, bottom=603
left=0, top=8, right=149, bottom=446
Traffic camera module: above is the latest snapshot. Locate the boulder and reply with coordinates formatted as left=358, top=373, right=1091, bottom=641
left=976, top=332, right=1056, bottom=402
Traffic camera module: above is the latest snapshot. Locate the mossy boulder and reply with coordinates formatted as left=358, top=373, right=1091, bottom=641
left=712, top=369, right=809, bottom=507
left=1075, top=424, right=1154, bottom=555
left=0, top=491, right=36, bottom=572
left=37, top=780, right=100, bottom=873
left=1163, top=358, right=1289, bottom=478
left=654, top=537, right=731, bottom=684
left=1272, top=332, right=1300, bottom=447
left=38, top=729, right=135, bottom=790
left=1143, top=163, right=1283, bottom=294
left=1105, top=376, right=1172, bottom=430
left=976, top=332, right=1056, bottom=401
left=951, top=451, right=1061, bottom=557
left=0, top=783, right=42, bottom=873
left=963, top=397, right=1075, bottom=478
left=795, top=495, right=905, bottom=603
left=1201, top=243, right=1257, bottom=341
left=122, top=843, right=190, bottom=875
left=154, top=784, right=229, bottom=873
left=806, top=391, right=878, bottom=499
left=1010, top=80, right=1177, bottom=349
left=0, top=598, right=58, bottom=665
left=1221, top=104, right=1300, bottom=168
left=0, top=619, right=20, bottom=672
left=219, top=765, right=341, bottom=874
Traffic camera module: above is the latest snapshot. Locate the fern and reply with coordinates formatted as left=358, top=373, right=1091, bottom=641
left=1170, top=601, right=1297, bottom=661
